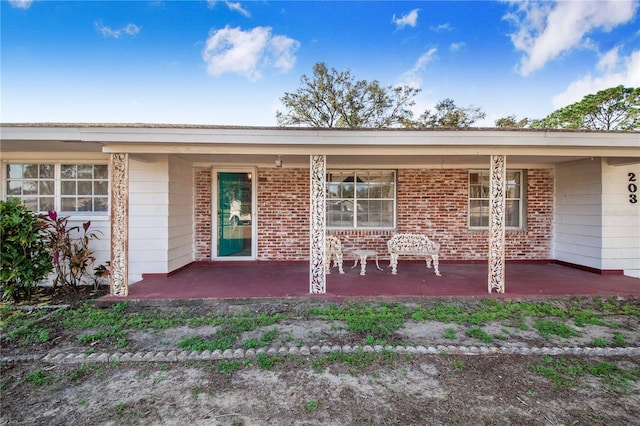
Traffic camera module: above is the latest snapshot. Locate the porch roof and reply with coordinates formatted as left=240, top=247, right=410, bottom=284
left=2, top=123, right=638, bottom=168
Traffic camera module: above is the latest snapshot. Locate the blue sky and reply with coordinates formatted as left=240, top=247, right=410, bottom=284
left=2, top=0, right=639, bottom=126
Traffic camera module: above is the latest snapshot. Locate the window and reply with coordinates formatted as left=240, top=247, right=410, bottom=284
left=5, top=163, right=108, bottom=213
left=469, top=170, right=523, bottom=228
left=5, top=164, right=55, bottom=212
left=60, top=164, right=109, bottom=212
left=327, top=170, right=395, bottom=229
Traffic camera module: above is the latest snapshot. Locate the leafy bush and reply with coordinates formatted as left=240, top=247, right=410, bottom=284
left=0, top=199, right=52, bottom=302
left=39, top=211, right=102, bottom=288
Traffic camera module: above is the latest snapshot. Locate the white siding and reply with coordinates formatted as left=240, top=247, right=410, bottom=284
left=167, top=156, right=194, bottom=271
left=128, top=156, right=169, bottom=282
left=128, top=155, right=194, bottom=283
left=554, top=159, right=603, bottom=270
left=554, top=158, right=640, bottom=278
left=601, top=160, right=640, bottom=277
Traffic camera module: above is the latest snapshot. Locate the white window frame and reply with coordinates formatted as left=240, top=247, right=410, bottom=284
left=468, top=169, right=524, bottom=230
left=326, top=169, right=396, bottom=230
left=3, top=162, right=110, bottom=216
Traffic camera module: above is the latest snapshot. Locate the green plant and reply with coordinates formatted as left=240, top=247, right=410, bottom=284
left=255, top=353, right=284, bottom=370
left=533, top=320, right=581, bottom=339
left=218, top=360, right=241, bottom=375
left=243, top=338, right=260, bottom=349
left=443, top=327, right=457, bottom=340
left=590, top=337, right=608, bottom=347
left=5, top=321, right=51, bottom=346
left=529, top=356, right=638, bottom=394
left=496, top=329, right=511, bottom=340
left=78, top=325, right=125, bottom=344
left=364, top=334, right=387, bottom=346
left=26, top=369, right=54, bottom=386
left=178, top=310, right=285, bottom=351
left=307, top=302, right=407, bottom=340
left=465, top=327, right=494, bottom=343
left=260, top=327, right=279, bottom=344
left=178, top=335, right=234, bottom=351
left=39, top=210, right=102, bottom=288
left=571, top=308, right=603, bottom=327
left=153, top=375, right=167, bottom=385
left=69, top=364, right=93, bottom=382
left=305, top=400, right=318, bottom=412
left=0, top=199, right=52, bottom=302
left=452, top=359, right=464, bottom=371
left=243, top=327, right=281, bottom=349
left=587, top=362, right=638, bottom=394
left=613, top=332, right=627, bottom=345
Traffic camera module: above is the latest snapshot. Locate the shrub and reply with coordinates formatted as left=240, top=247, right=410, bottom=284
left=0, top=199, right=52, bottom=302
left=39, top=211, right=102, bottom=288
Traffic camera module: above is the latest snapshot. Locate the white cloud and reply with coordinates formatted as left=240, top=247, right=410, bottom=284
left=596, top=46, right=621, bottom=72
left=202, top=26, right=300, bottom=81
left=392, top=9, right=419, bottom=29
left=207, top=1, right=250, bottom=17
left=552, top=49, right=640, bottom=109
left=95, top=22, right=141, bottom=39
left=8, top=0, right=32, bottom=9
left=450, top=42, right=465, bottom=52
left=430, top=23, right=452, bottom=32
left=397, top=48, right=438, bottom=89
left=225, top=1, right=250, bottom=17
left=505, top=0, right=638, bottom=76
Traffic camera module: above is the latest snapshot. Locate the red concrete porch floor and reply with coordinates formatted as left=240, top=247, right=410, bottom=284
left=97, top=261, right=640, bottom=305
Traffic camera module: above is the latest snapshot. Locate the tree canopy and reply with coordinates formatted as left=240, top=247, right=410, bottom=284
left=276, top=63, right=419, bottom=128
left=271, top=63, right=637, bottom=131
left=495, top=115, right=529, bottom=128
left=531, top=86, right=640, bottom=131
left=407, top=98, right=486, bottom=128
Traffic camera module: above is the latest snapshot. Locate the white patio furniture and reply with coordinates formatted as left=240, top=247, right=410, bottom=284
left=351, top=249, right=383, bottom=276
left=387, top=233, right=441, bottom=276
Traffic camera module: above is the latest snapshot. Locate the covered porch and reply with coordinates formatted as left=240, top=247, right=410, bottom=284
left=97, top=261, right=640, bottom=304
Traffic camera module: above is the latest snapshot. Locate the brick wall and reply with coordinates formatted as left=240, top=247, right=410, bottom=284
left=194, top=168, right=211, bottom=260
left=394, top=169, right=554, bottom=261
left=257, top=168, right=310, bottom=260
left=193, top=167, right=554, bottom=262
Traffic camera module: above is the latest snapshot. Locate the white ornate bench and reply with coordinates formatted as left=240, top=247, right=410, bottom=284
left=325, top=235, right=345, bottom=274
left=387, top=233, right=441, bottom=276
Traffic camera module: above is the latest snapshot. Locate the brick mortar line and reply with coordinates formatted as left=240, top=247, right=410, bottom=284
left=3, top=345, right=640, bottom=364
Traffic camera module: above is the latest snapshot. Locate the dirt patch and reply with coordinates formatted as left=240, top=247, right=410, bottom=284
left=3, top=355, right=639, bottom=425
left=2, top=293, right=640, bottom=425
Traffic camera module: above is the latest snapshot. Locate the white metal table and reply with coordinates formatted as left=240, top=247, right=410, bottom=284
left=351, top=250, right=383, bottom=276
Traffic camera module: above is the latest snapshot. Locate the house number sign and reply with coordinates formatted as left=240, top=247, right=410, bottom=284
left=629, top=173, right=638, bottom=204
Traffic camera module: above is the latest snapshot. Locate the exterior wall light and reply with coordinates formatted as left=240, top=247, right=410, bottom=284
left=275, top=156, right=283, bottom=168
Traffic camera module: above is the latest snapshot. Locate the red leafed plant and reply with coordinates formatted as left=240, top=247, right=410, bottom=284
left=39, top=211, right=103, bottom=289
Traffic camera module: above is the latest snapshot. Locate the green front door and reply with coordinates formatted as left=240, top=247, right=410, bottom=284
left=217, top=172, right=253, bottom=257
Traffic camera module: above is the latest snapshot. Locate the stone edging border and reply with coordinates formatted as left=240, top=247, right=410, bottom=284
left=3, top=344, right=640, bottom=364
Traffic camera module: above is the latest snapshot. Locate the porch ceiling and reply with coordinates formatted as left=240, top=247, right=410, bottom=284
left=184, top=153, right=591, bottom=168
left=0, top=139, right=104, bottom=153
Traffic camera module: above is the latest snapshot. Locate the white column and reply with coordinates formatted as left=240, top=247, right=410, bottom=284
left=488, top=155, right=506, bottom=293
left=110, top=153, right=129, bottom=296
left=310, top=155, right=326, bottom=294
